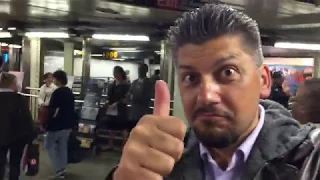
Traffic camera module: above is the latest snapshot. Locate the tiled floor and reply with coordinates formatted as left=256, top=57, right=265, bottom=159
left=19, top=145, right=121, bottom=180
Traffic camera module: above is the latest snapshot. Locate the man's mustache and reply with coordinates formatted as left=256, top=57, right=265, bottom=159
left=192, top=105, right=234, bottom=121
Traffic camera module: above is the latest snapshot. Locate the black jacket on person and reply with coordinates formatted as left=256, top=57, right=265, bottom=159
left=106, top=100, right=320, bottom=180
left=269, top=84, right=290, bottom=108
left=129, top=78, right=154, bottom=121
left=46, top=87, right=77, bottom=132
left=107, top=81, right=130, bottom=120
left=0, top=92, right=35, bottom=146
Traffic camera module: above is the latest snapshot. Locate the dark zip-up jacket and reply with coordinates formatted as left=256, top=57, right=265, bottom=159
left=0, top=92, right=35, bottom=146
left=106, top=100, right=320, bottom=180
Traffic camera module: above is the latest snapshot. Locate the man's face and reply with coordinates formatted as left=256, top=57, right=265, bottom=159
left=46, top=75, right=53, bottom=84
left=177, top=35, right=271, bottom=149
left=273, top=78, right=284, bottom=85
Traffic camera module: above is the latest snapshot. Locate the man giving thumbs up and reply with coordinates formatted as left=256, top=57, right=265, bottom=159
left=108, top=4, right=320, bottom=180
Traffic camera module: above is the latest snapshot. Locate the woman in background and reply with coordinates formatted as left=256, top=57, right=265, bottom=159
left=292, top=78, right=320, bottom=127
left=38, top=72, right=56, bottom=131
left=45, top=70, right=76, bottom=179
left=105, top=66, right=130, bottom=148
left=0, top=73, right=35, bottom=180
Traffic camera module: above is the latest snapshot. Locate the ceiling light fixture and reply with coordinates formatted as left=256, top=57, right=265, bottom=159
left=274, top=42, right=320, bottom=51
left=91, top=54, right=103, bottom=57
left=9, top=44, right=22, bottom=48
left=93, top=34, right=150, bottom=41
left=0, top=42, right=8, bottom=46
left=0, top=32, right=12, bottom=38
left=7, top=27, right=16, bottom=31
left=109, top=48, right=137, bottom=51
left=25, top=32, right=69, bottom=38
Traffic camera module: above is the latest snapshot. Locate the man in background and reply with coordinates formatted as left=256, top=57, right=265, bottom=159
left=129, top=63, right=153, bottom=129
left=151, top=69, right=160, bottom=81
left=269, top=71, right=290, bottom=108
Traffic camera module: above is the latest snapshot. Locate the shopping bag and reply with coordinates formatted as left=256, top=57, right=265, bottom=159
left=106, top=106, right=118, bottom=116
left=23, top=143, right=40, bottom=176
left=39, top=106, right=48, bottom=126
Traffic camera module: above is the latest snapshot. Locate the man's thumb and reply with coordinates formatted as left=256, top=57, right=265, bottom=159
left=153, top=80, right=171, bottom=116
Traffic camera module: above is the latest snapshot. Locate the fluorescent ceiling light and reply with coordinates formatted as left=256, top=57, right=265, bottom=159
left=274, top=42, right=320, bottom=51
left=0, top=32, right=11, bottom=38
left=93, top=34, right=150, bottom=41
left=91, top=54, right=103, bottom=57
left=110, top=48, right=137, bottom=51
left=7, top=27, right=16, bottom=31
left=0, top=42, right=8, bottom=46
left=25, top=32, right=69, bottom=38
left=9, top=44, right=22, bottom=48
left=113, top=58, right=125, bottom=61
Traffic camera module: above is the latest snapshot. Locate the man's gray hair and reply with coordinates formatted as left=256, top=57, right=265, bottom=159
left=167, top=4, right=263, bottom=66
left=0, top=72, right=16, bottom=88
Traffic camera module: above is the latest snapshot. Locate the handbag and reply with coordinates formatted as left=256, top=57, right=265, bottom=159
left=39, top=95, right=48, bottom=126
left=23, top=143, right=40, bottom=176
left=106, top=106, right=118, bottom=116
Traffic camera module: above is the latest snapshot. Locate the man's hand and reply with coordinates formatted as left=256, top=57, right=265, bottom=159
left=40, top=126, right=46, bottom=132
left=114, top=80, right=187, bottom=180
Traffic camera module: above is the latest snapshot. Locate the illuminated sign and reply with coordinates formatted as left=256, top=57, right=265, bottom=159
left=105, top=51, right=119, bottom=59
left=3, top=54, right=8, bottom=63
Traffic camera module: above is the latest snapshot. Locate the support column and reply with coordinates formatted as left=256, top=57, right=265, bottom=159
left=21, top=38, right=45, bottom=121
left=313, top=53, right=320, bottom=78
left=80, top=37, right=91, bottom=99
left=64, top=41, right=74, bottom=76
left=21, top=38, right=31, bottom=90
left=160, top=40, right=175, bottom=97
left=9, top=46, right=21, bottom=71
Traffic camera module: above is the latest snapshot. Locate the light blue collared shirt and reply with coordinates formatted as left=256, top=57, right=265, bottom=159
left=200, top=105, right=265, bottom=180
left=0, top=88, right=14, bottom=92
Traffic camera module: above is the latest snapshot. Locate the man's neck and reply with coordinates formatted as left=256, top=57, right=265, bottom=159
left=208, top=109, right=260, bottom=170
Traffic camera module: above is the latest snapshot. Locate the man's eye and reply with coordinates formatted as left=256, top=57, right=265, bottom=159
left=182, top=74, right=198, bottom=84
left=219, top=67, right=239, bottom=81
left=222, top=68, right=235, bottom=76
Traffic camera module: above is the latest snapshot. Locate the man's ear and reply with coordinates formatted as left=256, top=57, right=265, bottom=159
left=260, top=65, right=272, bottom=99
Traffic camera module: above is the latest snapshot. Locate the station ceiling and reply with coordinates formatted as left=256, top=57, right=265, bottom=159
left=1, top=0, right=320, bottom=56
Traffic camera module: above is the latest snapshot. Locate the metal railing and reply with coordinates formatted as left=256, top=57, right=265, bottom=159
left=22, top=87, right=174, bottom=121
left=25, top=87, right=174, bottom=102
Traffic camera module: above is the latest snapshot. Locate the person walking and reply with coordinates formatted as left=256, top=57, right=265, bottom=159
left=45, top=70, right=76, bottom=179
left=0, top=73, right=35, bottom=180
left=38, top=72, right=56, bottom=131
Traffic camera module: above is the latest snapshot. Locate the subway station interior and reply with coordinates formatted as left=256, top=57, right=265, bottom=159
left=1, top=0, right=320, bottom=179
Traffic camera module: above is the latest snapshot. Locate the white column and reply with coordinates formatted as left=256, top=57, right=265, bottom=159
left=64, top=41, right=74, bottom=76
left=313, top=53, right=320, bottom=78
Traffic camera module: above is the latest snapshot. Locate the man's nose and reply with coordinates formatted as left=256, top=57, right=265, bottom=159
left=197, top=76, right=221, bottom=104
